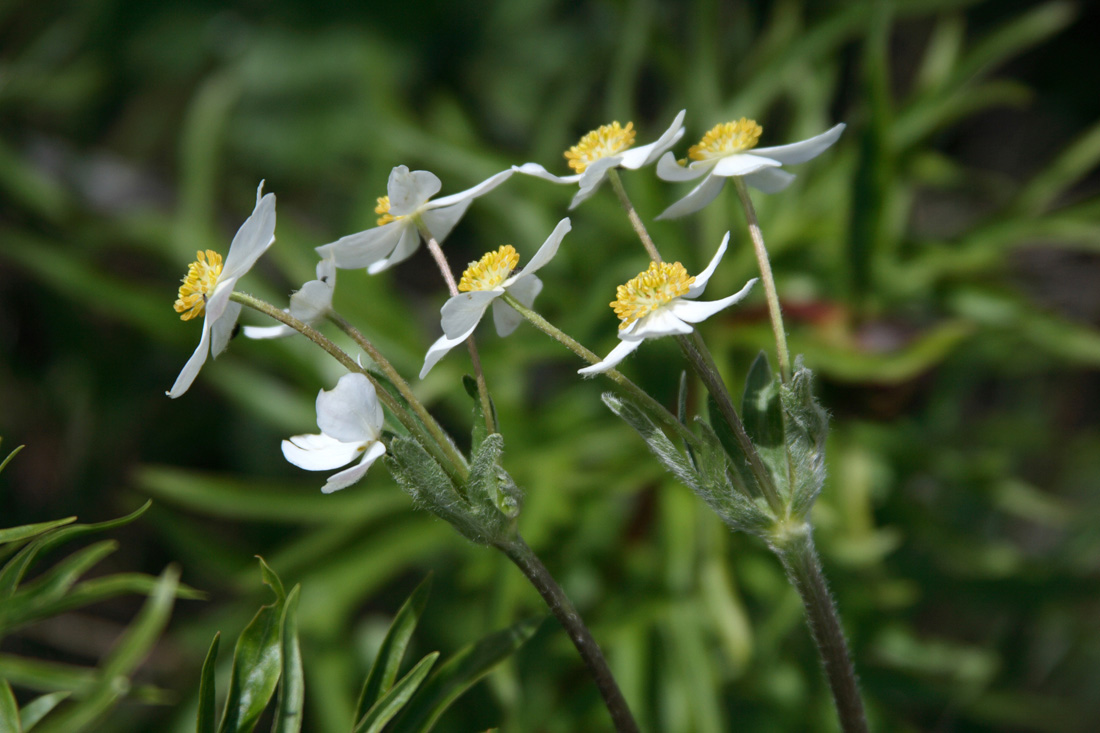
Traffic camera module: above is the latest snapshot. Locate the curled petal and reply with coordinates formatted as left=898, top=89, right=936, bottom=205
left=282, top=432, right=364, bottom=471
left=668, top=278, right=758, bottom=325
left=420, top=327, right=476, bottom=379
left=321, top=441, right=386, bottom=494
left=167, top=316, right=212, bottom=398
left=712, top=153, right=781, bottom=178
left=243, top=322, right=295, bottom=340
left=419, top=199, right=471, bottom=244
left=513, top=217, right=570, bottom=278
left=367, top=224, right=421, bottom=274
left=578, top=339, right=643, bottom=376
left=317, top=224, right=405, bottom=270
left=222, top=185, right=277, bottom=281
left=687, top=232, right=730, bottom=297
left=511, top=163, right=583, bottom=185
left=753, top=123, right=845, bottom=165
left=656, top=173, right=727, bottom=220
left=440, top=290, right=498, bottom=339
left=656, top=151, right=709, bottom=182
left=316, top=373, right=383, bottom=443
left=289, top=278, right=333, bottom=322
left=629, top=308, right=695, bottom=339
left=743, top=167, right=797, bottom=194
left=209, top=300, right=242, bottom=358
left=387, top=166, right=441, bottom=216
left=617, top=109, right=686, bottom=170
left=429, top=169, right=513, bottom=208
left=494, top=275, right=541, bottom=337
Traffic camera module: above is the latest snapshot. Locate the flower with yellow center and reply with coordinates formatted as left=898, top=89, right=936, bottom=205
left=316, top=165, right=512, bottom=275
left=167, top=182, right=276, bottom=399
left=579, top=232, right=757, bottom=375
left=514, top=110, right=686, bottom=209
left=420, top=218, right=572, bottom=378
left=656, top=120, right=846, bottom=220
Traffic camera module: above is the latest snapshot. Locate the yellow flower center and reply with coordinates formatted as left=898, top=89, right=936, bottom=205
left=458, top=245, right=521, bottom=292
left=611, top=261, right=695, bottom=329
left=174, top=249, right=224, bottom=321
left=375, top=196, right=407, bottom=227
left=688, top=118, right=763, bottom=161
left=564, top=121, right=636, bottom=173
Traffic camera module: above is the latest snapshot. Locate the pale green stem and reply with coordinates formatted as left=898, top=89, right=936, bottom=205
left=733, top=177, right=791, bottom=383
left=326, top=311, right=466, bottom=474
left=414, top=217, right=496, bottom=435
left=608, top=169, right=662, bottom=262
left=230, top=292, right=467, bottom=484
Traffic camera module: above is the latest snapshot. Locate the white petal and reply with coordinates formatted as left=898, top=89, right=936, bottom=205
left=203, top=277, right=236, bottom=324
left=686, top=232, right=730, bottom=297
left=316, top=223, right=406, bottom=270
left=387, top=166, right=441, bottom=216
left=289, top=278, right=333, bottom=322
left=420, top=327, right=475, bottom=379
left=282, top=432, right=363, bottom=470
left=617, top=109, right=686, bottom=169
left=668, top=278, right=757, bottom=324
left=656, top=173, right=727, bottom=220
left=494, top=275, right=541, bottom=336
left=221, top=186, right=277, bottom=281
left=316, top=373, right=382, bottom=443
left=209, top=300, right=242, bottom=357
left=656, top=151, right=710, bottom=182
left=753, top=123, right=845, bottom=165
left=419, top=199, right=471, bottom=243
left=515, top=217, right=570, bottom=277
left=511, top=162, right=583, bottom=184
left=367, top=224, right=421, bottom=274
left=429, top=169, right=512, bottom=208
left=166, top=315, right=212, bottom=398
left=629, top=308, right=694, bottom=338
left=743, top=167, right=796, bottom=194
left=243, top=323, right=296, bottom=339
left=440, top=290, right=497, bottom=339
left=711, top=153, right=781, bottom=178
left=320, top=441, right=386, bottom=493
left=578, top=339, right=643, bottom=376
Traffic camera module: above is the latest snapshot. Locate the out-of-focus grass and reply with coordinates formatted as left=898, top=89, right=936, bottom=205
left=2, top=1, right=1099, bottom=731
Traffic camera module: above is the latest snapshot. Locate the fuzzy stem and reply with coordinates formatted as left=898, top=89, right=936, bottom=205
left=498, top=536, right=639, bottom=733
left=733, top=177, right=791, bottom=383
left=769, top=522, right=869, bottom=733
left=608, top=169, right=662, bottom=262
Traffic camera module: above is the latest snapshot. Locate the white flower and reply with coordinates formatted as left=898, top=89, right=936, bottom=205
left=282, top=372, right=386, bottom=494
left=420, top=218, right=572, bottom=378
left=242, top=258, right=336, bottom=340
left=514, top=110, right=686, bottom=209
left=579, top=233, right=757, bottom=375
left=167, top=182, right=276, bottom=398
left=316, top=165, right=512, bottom=274
left=656, top=119, right=845, bottom=219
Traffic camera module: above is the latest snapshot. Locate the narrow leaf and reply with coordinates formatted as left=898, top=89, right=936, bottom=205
left=20, top=691, right=69, bottom=731
left=0, top=678, right=20, bottom=733
left=271, top=585, right=303, bottom=733
left=197, top=633, right=220, bottom=733
left=353, top=653, right=439, bottom=733
left=741, top=352, right=783, bottom=449
left=0, top=518, right=76, bottom=547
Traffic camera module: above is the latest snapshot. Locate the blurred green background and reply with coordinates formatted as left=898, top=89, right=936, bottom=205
left=3, top=0, right=1100, bottom=730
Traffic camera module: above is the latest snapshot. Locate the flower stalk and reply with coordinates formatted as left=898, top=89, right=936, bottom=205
left=608, top=170, right=661, bottom=262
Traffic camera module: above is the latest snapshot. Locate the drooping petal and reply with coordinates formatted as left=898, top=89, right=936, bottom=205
left=321, top=441, right=386, bottom=494
left=512, top=217, right=570, bottom=278
left=569, top=158, right=621, bottom=208
left=166, top=315, right=212, bottom=398
left=752, top=123, right=845, bottom=165
left=656, top=173, right=727, bottom=220
left=316, top=373, right=383, bottom=443
left=494, top=275, right=541, bottom=336
left=282, top=432, right=363, bottom=471
left=686, top=232, right=730, bottom=297
left=420, top=326, right=476, bottom=379
left=668, top=278, right=757, bottom=325
left=656, top=151, right=710, bottom=182
left=578, top=338, right=643, bottom=376
left=440, top=290, right=498, bottom=339
left=743, top=167, right=797, bottom=194
left=221, top=184, right=277, bottom=281
left=711, top=152, right=781, bottom=178
left=510, top=162, right=583, bottom=185
left=429, top=169, right=512, bottom=208
left=242, top=322, right=295, bottom=339
left=629, top=307, right=695, bottom=339
left=617, top=109, right=687, bottom=169
left=366, top=224, right=421, bottom=274
left=386, top=166, right=441, bottom=216
left=419, top=199, right=471, bottom=243
left=288, top=278, right=333, bottom=322
left=209, top=300, right=242, bottom=357
left=316, top=223, right=406, bottom=270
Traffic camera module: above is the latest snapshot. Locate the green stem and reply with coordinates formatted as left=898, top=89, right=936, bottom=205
left=231, top=292, right=467, bottom=484
left=733, top=177, right=791, bottom=383
left=608, top=169, right=662, bottom=262
left=497, top=536, right=639, bottom=733
left=769, top=522, right=869, bottom=733
left=327, top=311, right=466, bottom=474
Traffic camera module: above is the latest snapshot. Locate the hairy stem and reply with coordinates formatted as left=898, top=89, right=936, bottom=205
left=608, top=169, right=662, bottom=262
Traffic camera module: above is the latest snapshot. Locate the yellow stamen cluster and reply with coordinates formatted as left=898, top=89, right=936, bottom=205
left=458, top=245, right=521, bottom=292
left=564, top=121, right=636, bottom=173
left=174, top=249, right=224, bottom=321
left=611, top=261, right=695, bottom=329
left=375, top=196, right=405, bottom=227
left=688, top=118, right=763, bottom=161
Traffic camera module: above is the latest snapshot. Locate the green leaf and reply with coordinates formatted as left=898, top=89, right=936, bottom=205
left=780, top=360, right=830, bottom=518
left=197, top=634, right=220, bottom=733
left=0, top=541, right=118, bottom=632
left=354, top=574, right=432, bottom=722
left=271, top=585, right=303, bottom=733
left=462, top=375, right=491, bottom=452
left=741, top=352, right=784, bottom=449
left=0, top=678, right=19, bottom=733
left=388, top=617, right=541, bottom=733
left=467, top=433, right=522, bottom=538
left=0, top=656, right=95, bottom=693
left=602, top=393, right=700, bottom=492
left=217, top=560, right=287, bottom=733
left=0, top=442, right=24, bottom=475
left=352, top=653, right=439, bottom=733
left=705, top=394, right=755, bottom=494
left=0, top=518, right=76, bottom=547
left=20, top=692, right=69, bottom=731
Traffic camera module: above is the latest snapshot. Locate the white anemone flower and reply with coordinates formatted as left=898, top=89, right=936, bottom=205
left=282, top=372, right=386, bottom=494
left=420, top=217, right=572, bottom=379
left=243, top=258, right=336, bottom=340
left=316, top=165, right=512, bottom=274
left=579, top=233, right=757, bottom=375
left=514, top=110, right=686, bottom=209
left=167, top=182, right=276, bottom=398
left=656, top=119, right=845, bottom=220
